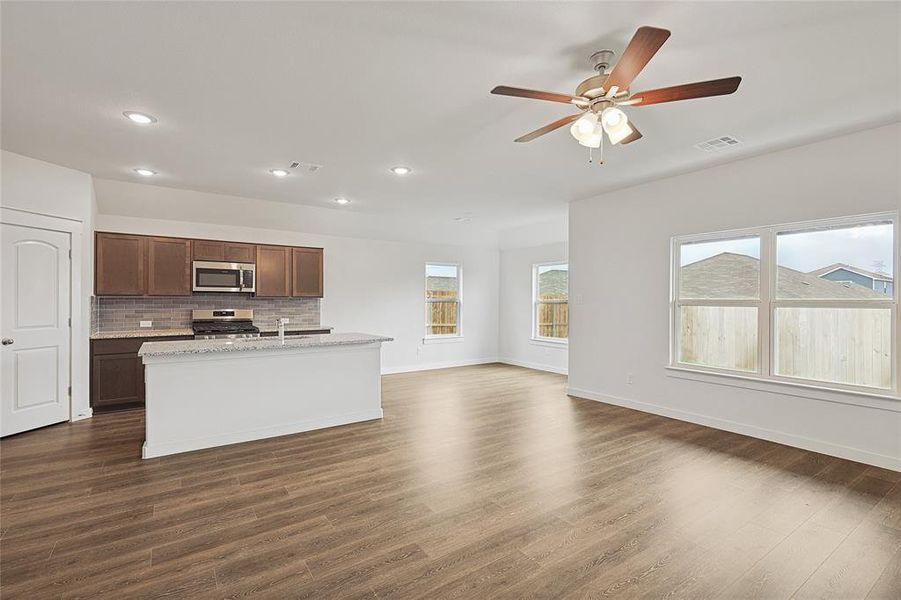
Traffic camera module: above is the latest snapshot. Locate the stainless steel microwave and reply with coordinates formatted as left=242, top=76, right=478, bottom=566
left=192, top=261, right=256, bottom=293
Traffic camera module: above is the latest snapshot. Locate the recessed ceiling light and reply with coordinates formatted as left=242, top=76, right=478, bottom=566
left=334, top=197, right=350, bottom=205
left=123, top=111, right=157, bottom=125
left=269, top=169, right=289, bottom=177
left=134, top=168, right=156, bottom=177
left=390, top=166, right=412, bottom=176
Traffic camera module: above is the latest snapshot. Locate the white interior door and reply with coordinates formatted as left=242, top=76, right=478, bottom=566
left=1, top=223, right=71, bottom=436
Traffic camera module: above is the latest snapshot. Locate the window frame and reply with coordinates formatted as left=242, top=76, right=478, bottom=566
left=424, top=262, right=462, bottom=341
left=670, top=211, right=899, bottom=397
left=531, top=261, right=569, bottom=345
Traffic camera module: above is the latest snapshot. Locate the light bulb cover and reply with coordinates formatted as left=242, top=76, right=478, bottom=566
left=269, top=169, right=289, bottom=177
left=570, top=112, right=599, bottom=142
left=606, top=122, right=634, bottom=145
left=601, top=107, right=627, bottom=131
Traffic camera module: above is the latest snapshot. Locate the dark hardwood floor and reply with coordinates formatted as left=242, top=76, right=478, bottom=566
left=1, top=364, right=899, bottom=599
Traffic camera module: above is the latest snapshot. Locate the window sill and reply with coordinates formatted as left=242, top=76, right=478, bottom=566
left=665, top=365, right=901, bottom=413
left=530, top=337, right=568, bottom=348
left=422, top=336, right=464, bottom=345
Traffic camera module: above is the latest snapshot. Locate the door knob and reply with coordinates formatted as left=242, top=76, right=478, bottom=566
left=1, top=339, right=13, bottom=346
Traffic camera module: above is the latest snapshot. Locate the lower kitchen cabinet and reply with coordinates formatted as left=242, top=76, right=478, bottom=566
left=90, top=336, right=193, bottom=411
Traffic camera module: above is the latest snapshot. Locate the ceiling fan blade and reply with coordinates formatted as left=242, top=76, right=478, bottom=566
left=620, top=124, right=643, bottom=145
left=492, top=85, right=584, bottom=105
left=630, top=77, right=742, bottom=106
left=514, top=114, right=581, bottom=143
left=603, top=26, right=671, bottom=93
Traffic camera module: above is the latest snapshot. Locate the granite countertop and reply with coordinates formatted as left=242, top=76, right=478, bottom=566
left=255, top=324, right=334, bottom=333
left=91, top=328, right=195, bottom=340
left=139, top=332, right=393, bottom=358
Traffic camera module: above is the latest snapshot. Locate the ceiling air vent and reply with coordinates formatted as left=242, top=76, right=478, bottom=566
left=290, top=161, right=322, bottom=174
left=694, top=136, right=742, bottom=153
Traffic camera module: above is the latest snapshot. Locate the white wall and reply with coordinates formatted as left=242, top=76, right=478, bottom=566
left=499, top=242, right=568, bottom=374
left=1, top=150, right=96, bottom=419
left=95, top=184, right=500, bottom=374
left=568, top=122, right=901, bottom=470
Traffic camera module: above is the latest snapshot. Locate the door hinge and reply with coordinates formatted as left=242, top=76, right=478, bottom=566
left=68, top=249, right=72, bottom=259
left=67, top=386, right=72, bottom=396
left=68, top=317, right=72, bottom=327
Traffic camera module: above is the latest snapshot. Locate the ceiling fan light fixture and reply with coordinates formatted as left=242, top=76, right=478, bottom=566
left=601, top=107, right=633, bottom=145
left=570, top=112, right=598, bottom=143
left=606, top=121, right=635, bottom=145
left=601, top=107, right=627, bottom=130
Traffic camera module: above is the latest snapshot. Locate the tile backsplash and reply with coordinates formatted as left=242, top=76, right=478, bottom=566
left=94, top=294, right=320, bottom=332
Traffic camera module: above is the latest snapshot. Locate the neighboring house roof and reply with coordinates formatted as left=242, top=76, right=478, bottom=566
left=807, top=263, right=893, bottom=282
left=538, top=269, right=568, bottom=297
left=681, top=253, right=886, bottom=299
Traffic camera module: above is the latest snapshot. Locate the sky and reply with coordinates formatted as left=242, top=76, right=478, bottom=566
left=426, top=264, right=458, bottom=278
left=681, top=222, right=894, bottom=276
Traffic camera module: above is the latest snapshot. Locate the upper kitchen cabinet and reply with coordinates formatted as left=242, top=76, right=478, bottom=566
left=224, top=242, right=256, bottom=263
left=292, top=247, right=324, bottom=297
left=95, top=232, right=146, bottom=295
left=256, top=245, right=291, bottom=297
left=192, top=240, right=256, bottom=263
left=147, top=237, right=192, bottom=296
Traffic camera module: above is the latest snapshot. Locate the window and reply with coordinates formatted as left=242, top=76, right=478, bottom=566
left=672, top=213, right=897, bottom=394
left=425, top=263, right=461, bottom=337
left=533, top=263, right=568, bottom=342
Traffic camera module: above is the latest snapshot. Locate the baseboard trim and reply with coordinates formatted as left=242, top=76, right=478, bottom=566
left=500, top=358, right=568, bottom=375
left=143, top=408, right=384, bottom=459
left=566, top=386, right=900, bottom=472
left=381, top=358, right=497, bottom=375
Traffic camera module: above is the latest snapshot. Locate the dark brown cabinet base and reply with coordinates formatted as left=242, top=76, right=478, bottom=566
left=90, top=336, right=193, bottom=412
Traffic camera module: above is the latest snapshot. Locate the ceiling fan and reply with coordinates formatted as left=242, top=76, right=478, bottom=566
left=491, top=26, right=741, bottom=161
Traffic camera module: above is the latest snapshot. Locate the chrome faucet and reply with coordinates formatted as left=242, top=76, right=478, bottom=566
left=276, top=318, right=288, bottom=344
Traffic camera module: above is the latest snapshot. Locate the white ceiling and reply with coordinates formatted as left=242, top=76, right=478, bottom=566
left=2, top=2, right=899, bottom=232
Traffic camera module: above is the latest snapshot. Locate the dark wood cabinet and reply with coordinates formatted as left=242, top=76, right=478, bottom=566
left=292, top=247, right=324, bottom=297
left=192, top=240, right=256, bottom=263
left=256, top=245, right=291, bottom=297
left=95, top=233, right=146, bottom=295
left=97, top=232, right=322, bottom=299
left=147, top=237, right=191, bottom=296
left=224, top=243, right=256, bottom=263
left=90, top=336, right=192, bottom=411
left=192, top=239, right=225, bottom=261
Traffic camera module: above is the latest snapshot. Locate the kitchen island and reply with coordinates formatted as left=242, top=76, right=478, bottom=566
left=138, top=332, right=392, bottom=458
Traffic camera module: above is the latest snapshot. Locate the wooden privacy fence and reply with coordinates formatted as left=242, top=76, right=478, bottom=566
left=426, top=290, right=459, bottom=335
left=537, top=300, right=569, bottom=339
left=679, top=305, right=892, bottom=388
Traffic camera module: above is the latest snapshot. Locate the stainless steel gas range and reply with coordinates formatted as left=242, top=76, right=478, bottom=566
left=191, top=309, right=260, bottom=340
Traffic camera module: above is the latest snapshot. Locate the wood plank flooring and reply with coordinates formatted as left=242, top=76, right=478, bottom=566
left=1, top=363, right=899, bottom=599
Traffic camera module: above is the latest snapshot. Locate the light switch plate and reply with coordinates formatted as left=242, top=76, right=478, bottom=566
left=140, top=321, right=152, bottom=328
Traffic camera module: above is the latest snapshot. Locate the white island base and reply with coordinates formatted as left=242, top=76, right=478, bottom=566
left=139, top=334, right=391, bottom=459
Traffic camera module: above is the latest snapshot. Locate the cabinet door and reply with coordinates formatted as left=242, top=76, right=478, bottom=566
left=256, top=246, right=290, bottom=296
left=91, top=352, right=144, bottom=410
left=95, top=233, right=146, bottom=295
left=292, top=247, right=324, bottom=297
left=147, top=237, right=192, bottom=296
left=224, top=243, right=256, bottom=263
left=192, top=240, right=225, bottom=261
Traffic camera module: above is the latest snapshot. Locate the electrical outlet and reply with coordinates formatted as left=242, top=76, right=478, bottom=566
left=140, top=321, right=152, bottom=328
left=281, top=318, right=289, bottom=324
left=627, top=373, right=634, bottom=385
